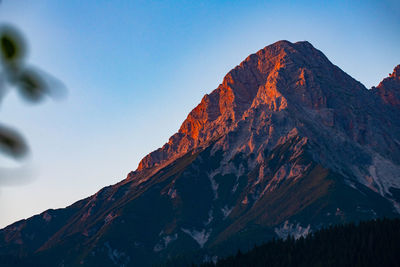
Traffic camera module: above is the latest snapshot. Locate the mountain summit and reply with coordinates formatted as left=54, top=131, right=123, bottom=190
left=1, top=41, right=400, bottom=266
left=138, top=40, right=367, bottom=171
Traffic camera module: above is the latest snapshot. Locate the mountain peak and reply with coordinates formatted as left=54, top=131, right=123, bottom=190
left=137, top=41, right=366, bottom=171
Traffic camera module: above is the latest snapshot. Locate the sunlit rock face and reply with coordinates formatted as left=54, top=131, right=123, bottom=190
left=373, top=65, right=400, bottom=109
left=138, top=41, right=359, bottom=170
left=138, top=42, right=400, bottom=173
left=1, top=41, right=400, bottom=267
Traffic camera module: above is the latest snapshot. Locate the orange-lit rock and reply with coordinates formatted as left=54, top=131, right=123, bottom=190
left=137, top=40, right=377, bottom=171
left=374, top=65, right=400, bottom=109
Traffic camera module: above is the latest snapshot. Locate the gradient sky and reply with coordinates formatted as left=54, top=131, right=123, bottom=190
left=0, top=0, right=399, bottom=228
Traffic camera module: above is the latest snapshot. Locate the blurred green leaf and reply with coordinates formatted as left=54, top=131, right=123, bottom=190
left=0, top=124, right=28, bottom=159
left=17, top=68, right=47, bottom=103
left=0, top=35, right=17, bottom=60
left=0, top=25, right=25, bottom=63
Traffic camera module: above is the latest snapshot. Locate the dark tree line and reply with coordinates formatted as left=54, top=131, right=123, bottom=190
left=199, top=218, right=400, bottom=267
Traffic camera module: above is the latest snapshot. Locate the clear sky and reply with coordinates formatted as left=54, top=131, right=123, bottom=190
left=0, top=0, right=399, bottom=228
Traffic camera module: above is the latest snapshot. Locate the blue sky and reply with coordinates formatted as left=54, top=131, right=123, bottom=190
left=0, top=0, right=399, bottom=227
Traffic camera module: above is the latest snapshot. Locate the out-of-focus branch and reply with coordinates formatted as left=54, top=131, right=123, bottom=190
left=0, top=23, right=66, bottom=173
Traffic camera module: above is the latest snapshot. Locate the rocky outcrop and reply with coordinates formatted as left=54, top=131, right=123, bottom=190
left=373, top=65, right=400, bottom=109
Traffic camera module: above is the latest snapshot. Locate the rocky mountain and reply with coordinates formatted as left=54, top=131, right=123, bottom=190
left=1, top=40, right=400, bottom=267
